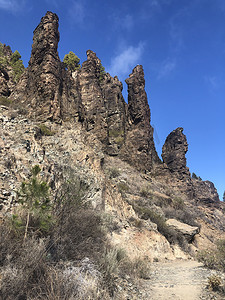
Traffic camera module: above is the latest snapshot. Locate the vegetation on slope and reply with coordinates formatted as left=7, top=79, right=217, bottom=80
left=0, top=165, right=150, bottom=299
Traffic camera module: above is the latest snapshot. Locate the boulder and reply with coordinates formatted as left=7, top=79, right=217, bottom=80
left=166, top=218, right=199, bottom=242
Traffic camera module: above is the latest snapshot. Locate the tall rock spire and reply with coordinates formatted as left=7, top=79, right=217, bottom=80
left=11, top=11, right=83, bottom=121
left=162, top=127, right=190, bottom=178
left=120, top=65, right=160, bottom=171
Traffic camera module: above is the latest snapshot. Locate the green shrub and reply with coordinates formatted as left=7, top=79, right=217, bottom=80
left=15, top=165, right=52, bottom=239
left=63, top=51, right=80, bottom=72
left=108, top=167, right=120, bottom=179
left=0, top=169, right=110, bottom=299
left=99, top=64, right=106, bottom=82
left=0, top=43, right=8, bottom=67
left=0, top=96, right=11, bottom=107
left=171, top=197, right=185, bottom=210
left=140, top=186, right=153, bottom=198
left=117, top=182, right=129, bottom=195
left=38, top=124, right=55, bottom=136
left=108, top=129, right=123, bottom=138
left=10, top=49, right=25, bottom=82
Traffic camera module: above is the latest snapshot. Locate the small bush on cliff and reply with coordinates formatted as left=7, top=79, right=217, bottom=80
left=140, top=185, right=153, bottom=198
left=38, top=124, right=55, bottom=136
left=108, top=167, right=120, bottom=179
left=0, top=96, right=12, bottom=107
left=63, top=51, right=80, bottom=72
left=10, top=50, right=25, bottom=82
left=207, top=275, right=222, bottom=291
left=0, top=43, right=8, bottom=67
left=99, top=64, right=106, bottom=82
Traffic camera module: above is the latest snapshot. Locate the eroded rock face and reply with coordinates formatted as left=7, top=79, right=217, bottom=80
left=161, top=127, right=219, bottom=203
left=120, top=65, right=160, bottom=171
left=166, top=219, right=199, bottom=242
left=192, top=179, right=220, bottom=204
left=9, top=12, right=161, bottom=172
left=0, top=45, right=16, bottom=97
left=162, top=127, right=190, bottom=178
left=101, top=73, right=127, bottom=156
left=11, top=11, right=83, bottom=122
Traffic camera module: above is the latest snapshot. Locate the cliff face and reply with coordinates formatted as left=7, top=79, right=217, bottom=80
left=9, top=11, right=220, bottom=204
left=0, top=12, right=224, bottom=276
left=161, top=127, right=219, bottom=203
left=11, top=12, right=83, bottom=122
left=121, top=65, right=160, bottom=170
left=11, top=12, right=160, bottom=172
left=0, top=44, right=18, bottom=97
left=162, top=127, right=190, bottom=179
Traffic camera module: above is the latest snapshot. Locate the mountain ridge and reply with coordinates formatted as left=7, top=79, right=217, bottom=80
left=0, top=10, right=224, bottom=256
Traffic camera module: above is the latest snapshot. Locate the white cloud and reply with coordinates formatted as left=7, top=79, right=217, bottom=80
left=45, top=0, right=59, bottom=8
left=107, top=42, right=145, bottom=79
left=69, top=0, right=85, bottom=25
left=157, top=58, right=176, bottom=79
left=204, top=76, right=220, bottom=92
left=0, top=0, right=22, bottom=12
left=112, top=13, right=134, bottom=31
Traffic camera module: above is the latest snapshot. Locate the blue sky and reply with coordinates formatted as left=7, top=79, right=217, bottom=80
left=0, top=0, right=224, bottom=200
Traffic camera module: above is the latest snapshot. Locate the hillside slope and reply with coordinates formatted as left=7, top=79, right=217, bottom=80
left=0, top=11, right=224, bottom=299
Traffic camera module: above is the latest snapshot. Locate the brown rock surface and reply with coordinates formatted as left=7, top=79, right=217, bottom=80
left=0, top=44, right=16, bottom=96
left=166, top=218, right=199, bottom=242
left=162, top=127, right=190, bottom=178
left=120, top=65, right=160, bottom=171
left=10, top=11, right=83, bottom=122
left=192, top=179, right=220, bottom=204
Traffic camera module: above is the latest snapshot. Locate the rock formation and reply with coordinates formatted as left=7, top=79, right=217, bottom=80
left=7, top=11, right=221, bottom=203
left=0, top=12, right=224, bottom=284
left=166, top=219, right=199, bottom=242
left=162, top=127, right=219, bottom=203
left=192, top=179, right=220, bottom=204
left=10, top=11, right=160, bottom=172
left=0, top=44, right=17, bottom=97
left=121, top=65, right=160, bottom=170
left=11, top=11, right=83, bottom=122
left=162, top=127, right=190, bottom=178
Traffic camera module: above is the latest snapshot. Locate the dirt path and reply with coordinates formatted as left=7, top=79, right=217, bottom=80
left=138, top=260, right=219, bottom=300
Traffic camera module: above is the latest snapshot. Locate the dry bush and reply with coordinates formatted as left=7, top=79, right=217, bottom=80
left=49, top=208, right=106, bottom=262
left=133, top=205, right=188, bottom=249
left=198, top=239, right=225, bottom=272
left=0, top=169, right=109, bottom=299
left=120, top=256, right=150, bottom=279
left=207, top=275, right=222, bottom=291
left=163, top=206, right=200, bottom=228
left=140, top=185, right=153, bottom=198
left=34, top=259, right=110, bottom=300
left=107, top=168, right=120, bottom=179
left=0, top=236, right=48, bottom=300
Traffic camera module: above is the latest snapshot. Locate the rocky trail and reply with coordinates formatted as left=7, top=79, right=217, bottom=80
left=137, top=260, right=222, bottom=300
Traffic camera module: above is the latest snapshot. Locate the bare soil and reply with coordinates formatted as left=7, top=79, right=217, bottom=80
left=137, top=260, right=223, bottom=300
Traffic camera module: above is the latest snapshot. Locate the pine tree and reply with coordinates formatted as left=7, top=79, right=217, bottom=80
left=63, top=51, right=80, bottom=72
